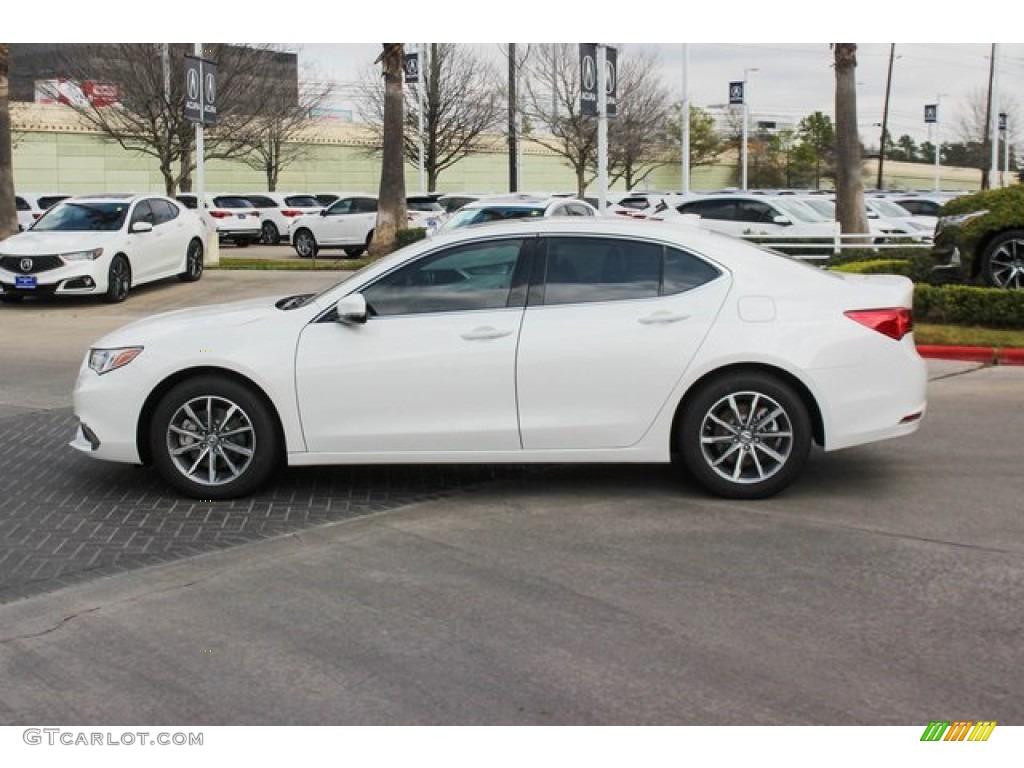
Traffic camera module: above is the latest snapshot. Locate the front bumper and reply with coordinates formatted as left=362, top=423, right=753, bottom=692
left=0, top=262, right=105, bottom=297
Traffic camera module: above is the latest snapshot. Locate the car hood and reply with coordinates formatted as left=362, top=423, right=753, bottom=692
left=93, top=296, right=291, bottom=347
left=0, top=230, right=122, bottom=255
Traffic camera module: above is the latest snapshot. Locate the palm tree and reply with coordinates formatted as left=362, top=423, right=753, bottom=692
left=369, top=43, right=407, bottom=258
left=832, top=44, right=869, bottom=241
left=0, top=44, right=18, bottom=239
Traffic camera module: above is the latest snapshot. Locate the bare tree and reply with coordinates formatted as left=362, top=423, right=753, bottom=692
left=0, top=45, right=16, bottom=239
left=238, top=76, right=333, bottom=191
left=48, top=44, right=300, bottom=195
left=832, top=44, right=868, bottom=239
left=369, top=43, right=406, bottom=258
left=522, top=43, right=597, bottom=197
left=359, top=44, right=502, bottom=192
left=608, top=50, right=674, bottom=190
left=957, top=86, right=1020, bottom=186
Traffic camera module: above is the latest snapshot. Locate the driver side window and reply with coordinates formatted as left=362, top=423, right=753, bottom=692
left=362, top=238, right=526, bottom=317
left=326, top=198, right=355, bottom=215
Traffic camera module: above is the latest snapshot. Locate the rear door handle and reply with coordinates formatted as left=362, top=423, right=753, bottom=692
left=461, top=326, right=514, bottom=341
left=638, top=311, right=689, bottom=325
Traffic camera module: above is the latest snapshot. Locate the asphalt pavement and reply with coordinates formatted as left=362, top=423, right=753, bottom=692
left=0, top=270, right=1022, bottom=725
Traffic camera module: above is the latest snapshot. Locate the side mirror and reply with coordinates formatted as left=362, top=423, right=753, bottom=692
left=320, top=209, right=328, bottom=216
left=335, top=293, right=368, bottom=325
left=772, top=215, right=792, bottom=226
left=131, top=221, right=154, bottom=233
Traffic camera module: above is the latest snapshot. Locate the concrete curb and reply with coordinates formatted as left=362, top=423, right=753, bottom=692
left=917, top=345, right=1024, bottom=366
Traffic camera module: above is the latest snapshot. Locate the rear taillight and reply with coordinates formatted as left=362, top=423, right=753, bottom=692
left=209, top=210, right=230, bottom=219
left=281, top=209, right=303, bottom=217
left=845, top=308, right=913, bottom=340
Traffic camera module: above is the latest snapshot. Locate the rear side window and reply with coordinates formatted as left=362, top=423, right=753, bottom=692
left=678, top=199, right=735, bottom=220
left=38, top=195, right=69, bottom=209
left=213, top=196, right=254, bottom=209
left=540, top=237, right=721, bottom=306
left=543, top=237, right=662, bottom=305
left=352, top=198, right=378, bottom=213
left=284, top=195, right=321, bottom=208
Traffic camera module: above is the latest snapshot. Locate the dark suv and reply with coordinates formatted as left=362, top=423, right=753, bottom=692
left=930, top=185, right=1024, bottom=290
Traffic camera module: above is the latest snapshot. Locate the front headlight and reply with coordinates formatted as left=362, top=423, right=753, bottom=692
left=88, top=346, right=143, bottom=375
left=62, top=248, right=105, bottom=262
left=939, top=210, right=988, bottom=228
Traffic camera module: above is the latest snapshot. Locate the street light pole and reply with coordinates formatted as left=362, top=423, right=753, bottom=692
left=991, top=44, right=1001, bottom=188
left=741, top=68, right=757, bottom=190
left=934, top=93, right=947, bottom=192
left=877, top=44, right=895, bottom=190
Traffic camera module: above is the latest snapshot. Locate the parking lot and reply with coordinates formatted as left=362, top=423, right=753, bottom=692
left=0, top=270, right=1023, bottom=725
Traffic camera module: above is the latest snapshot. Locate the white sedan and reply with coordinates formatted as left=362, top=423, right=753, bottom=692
left=1, top=194, right=205, bottom=303
left=71, top=218, right=927, bottom=499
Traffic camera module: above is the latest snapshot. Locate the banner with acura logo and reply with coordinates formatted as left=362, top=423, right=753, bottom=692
left=579, top=43, right=617, bottom=118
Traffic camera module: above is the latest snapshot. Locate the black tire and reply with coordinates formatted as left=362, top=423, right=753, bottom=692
left=677, top=372, right=812, bottom=499
left=235, top=238, right=251, bottom=248
left=980, top=230, right=1024, bottom=290
left=149, top=374, right=280, bottom=500
left=343, top=246, right=365, bottom=258
left=104, top=256, right=131, bottom=303
left=178, top=238, right=204, bottom=282
left=260, top=220, right=280, bottom=245
left=293, top=228, right=317, bottom=258
left=0, top=294, right=24, bottom=303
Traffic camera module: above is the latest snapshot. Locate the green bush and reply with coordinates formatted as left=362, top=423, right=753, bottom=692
left=914, top=284, right=1024, bottom=329
left=830, top=259, right=915, bottom=276
left=396, top=228, right=428, bottom=248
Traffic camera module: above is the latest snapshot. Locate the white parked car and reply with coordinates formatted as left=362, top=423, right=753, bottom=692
left=290, top=194, right=446, bottom=258
left=176, top=193, right=262, bottom=248
left=439, top=194, right=597, bottom=232
left=675, top=194, right=838, bottom=241
left=16, top=192, right=71, bottom=231
left=70, top=218, right=926, bottom=500
left=241, top=192, right=324, bottom=244
left=0, top=194, right=205, bottom=303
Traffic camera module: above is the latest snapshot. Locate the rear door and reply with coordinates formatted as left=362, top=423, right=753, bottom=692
left=516, top=235, right=730, bottom=450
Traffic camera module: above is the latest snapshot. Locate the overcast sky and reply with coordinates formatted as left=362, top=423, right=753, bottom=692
left=21, top=1, right=1024, bottom=147
left=296, top=42, right=1024, bottom=147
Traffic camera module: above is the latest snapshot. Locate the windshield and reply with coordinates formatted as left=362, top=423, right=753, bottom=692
left=407, top=197, right=445, bottom=212
left=32, top=201, right=129, bottom=232
left=867, top=198, right=913, bottom=218
left=800, top=198, right=836, bottom=218
left=772, top=198, right=829, bottom=223
left=212, top=196, right=255, bottom=209
left=442, top=206, right=544, bottom=231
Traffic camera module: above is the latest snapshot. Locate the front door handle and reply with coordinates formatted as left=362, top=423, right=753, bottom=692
left=638, top=311, right=689, bottom=325
left=461, top=326, right=514, bottom=341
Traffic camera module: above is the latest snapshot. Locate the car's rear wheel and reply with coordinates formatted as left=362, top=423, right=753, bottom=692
left=343, top=245, right=365, bottom=258
left=677, top=372, right=811, bottom=499
left=293, top=229, right=317, bottom=258
left=980, top=230, right=1024, bottom=289
left=150, top=375, right=280, bottom=499
left=260, top=221, right=280, bottom=245
left=104, top=256, right=131, bottom=303
left=178, top=238, right=204, bottom=282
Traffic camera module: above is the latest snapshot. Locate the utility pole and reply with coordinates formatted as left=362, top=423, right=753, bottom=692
left=508, top=43, right=518, bottom=192
left=741, top=68, right=757, bottom=190
left=681, top=44, right=690, bottom=194
left=417, top=44, right=426, bottom=195
left=877, top=44, right=894, bottom=190
left=983, top=43, right=996, bottom=190
left=194, top=42, right=204, bottom=210
left=991, top=44, right=1000, bottom=188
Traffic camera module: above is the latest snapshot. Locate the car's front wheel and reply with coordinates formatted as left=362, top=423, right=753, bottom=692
left=104, top=255, right=131, bottom=303
left=677, top=372, right=812, bottom=499
left=150, top=375, right=280, bottom=499
left=980, top=230, right=1024, bottom=290
left=178, top=238, right=204, bottom=282
left=293, top=229, right=317, bottom=258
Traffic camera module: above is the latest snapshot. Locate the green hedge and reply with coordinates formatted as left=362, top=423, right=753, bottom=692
left=830, top=259, right=916, bottom=277
left=396, top=227, right=428, bottom=248
left=914, top=284, right=1024, bottom=328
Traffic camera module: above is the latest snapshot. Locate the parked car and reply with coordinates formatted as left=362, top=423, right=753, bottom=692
left=70, top=217, right=926, bottom=500
left=796, top=196, right=929, bottom=240
left=0, top=194, right=205, bottom=303
left=438, top=194, right=597, bottom=232
left=930, top=185, right=1024, bottom=289
left=176, top=193, right=262, bottom=247
left=405, top=195, right=448, bottom=234
left=290, top=195, right=449, bottom=258
left=241, top=193, right=324, bottom=244
left=16, top=192, right=71, bottom=231
left=437, top=193, right=489, bottom=214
